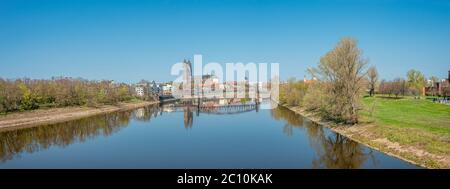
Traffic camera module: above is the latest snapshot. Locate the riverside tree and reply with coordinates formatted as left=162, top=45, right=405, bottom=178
left=279, top=78, right=309, bottom=106
left=307, top=37, right=368, bottom=124
left=367, top=66, right=378, bottom=97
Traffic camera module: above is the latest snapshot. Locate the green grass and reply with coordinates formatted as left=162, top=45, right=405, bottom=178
left=361, top=96, right=450, bottom=158
left=362, top=96, right=450, bottom=135
left=126, top=97, right=143, bottom=103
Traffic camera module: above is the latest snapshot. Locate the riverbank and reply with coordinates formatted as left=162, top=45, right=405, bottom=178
left=281, top=102, right=450, bottom=169
left=0, top=101, right=158, bottom=131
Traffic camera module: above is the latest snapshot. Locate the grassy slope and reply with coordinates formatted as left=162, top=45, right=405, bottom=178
left=360, top=96, right=450, bottom=161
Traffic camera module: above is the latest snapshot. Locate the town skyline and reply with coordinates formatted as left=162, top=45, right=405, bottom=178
left=1, top=0, right=450, bottom=83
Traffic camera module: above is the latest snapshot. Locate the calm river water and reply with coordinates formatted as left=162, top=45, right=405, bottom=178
left=0, top=99, right=418, bottom=168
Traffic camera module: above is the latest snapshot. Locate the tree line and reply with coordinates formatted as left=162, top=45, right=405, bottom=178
left=0, top=77, right=140, bottom=114
left=378, top=69, right=450, bottom=97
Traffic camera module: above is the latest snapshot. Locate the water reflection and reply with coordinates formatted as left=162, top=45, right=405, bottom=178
left=0, top=105, right=159, bottom=162
left=133, top=105, right=160, bottom=121
left=160, top=98, right=260, bottom=129
left=0, top=100, right=259, bottom=162
left=270, top=106, right=377, bottom=169
left=0, top=100, right=409, bottom=168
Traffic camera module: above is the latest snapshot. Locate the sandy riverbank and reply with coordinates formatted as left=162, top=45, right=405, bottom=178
left=281, top=105, right=450, bottom=169
left=0, top=101, right=159, bottom=131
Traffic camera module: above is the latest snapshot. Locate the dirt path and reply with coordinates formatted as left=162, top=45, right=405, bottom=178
left=283, top=105, right=450, bottom=169
left=0, top=101, right=158, bottom=130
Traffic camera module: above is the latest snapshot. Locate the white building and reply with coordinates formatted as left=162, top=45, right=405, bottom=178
left=135, top=86, right=145, bottom=97
left=162, top=84, right=172, bottom=95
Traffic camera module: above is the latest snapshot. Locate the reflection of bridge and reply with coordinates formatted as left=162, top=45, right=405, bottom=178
left=159, top=98, right=270, bottom=129
left=161, top=103, right=259, bottom=129
left=161, top=103, right=259, bottom=115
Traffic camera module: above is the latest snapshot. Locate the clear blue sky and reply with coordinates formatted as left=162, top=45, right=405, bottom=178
left=1, top=0, right=449, bottom=83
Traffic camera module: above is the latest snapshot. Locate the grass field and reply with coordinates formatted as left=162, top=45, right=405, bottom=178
left=360, top=96, right=450, bottom=166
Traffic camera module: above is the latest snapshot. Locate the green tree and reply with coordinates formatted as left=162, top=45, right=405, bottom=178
left=406, top=69, right=426, bottom=97
left=119, top=85, right=132, bottom=101
left=18, top=82, right=38, bottom=110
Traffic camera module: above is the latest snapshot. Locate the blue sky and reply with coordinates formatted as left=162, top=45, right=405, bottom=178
left=0, top=0, right=449, bottom=83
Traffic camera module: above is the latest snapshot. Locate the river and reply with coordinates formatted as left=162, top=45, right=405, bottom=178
left=0, top=99, right=418, bottom=168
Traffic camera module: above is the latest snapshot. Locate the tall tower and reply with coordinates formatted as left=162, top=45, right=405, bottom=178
left=182, top=59, right=193, bottom=97
left=182, top=59, right=192, bottom=82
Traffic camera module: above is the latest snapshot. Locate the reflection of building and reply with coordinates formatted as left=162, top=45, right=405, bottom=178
left=135, top=108, right=145, bottom=119
left=183, top=107, right=193, bottom=129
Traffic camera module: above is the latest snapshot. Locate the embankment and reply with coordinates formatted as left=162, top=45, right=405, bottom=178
left=0, top=101, right=158, bottom=130
left=281, top=105, right=450, bottom=169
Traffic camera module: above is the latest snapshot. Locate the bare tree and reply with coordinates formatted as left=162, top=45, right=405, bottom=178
left=379, top=80, right=388, bottom=96
left=399, top=78, right=408, bottom=96
left=308, top=37, right=368, bottom=124
left=392, top=78, right=407, bottom=98
left=367, top=66, right=378, bottom=97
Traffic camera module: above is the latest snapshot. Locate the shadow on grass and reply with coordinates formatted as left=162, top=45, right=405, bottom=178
left=375, top=96, right=404, bottom=100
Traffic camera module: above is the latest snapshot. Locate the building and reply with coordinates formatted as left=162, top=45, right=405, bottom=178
left=183, top=59, right=193, bottom=83
left=303, top=75, right=317, bottom=84
left=135, top=86, right=146, bottom=97
left=179, top=59, right=222, bottom=97
left=424, top=70, right=450, bottom=97
left=182, top=59, right=193, bottom=96
left=161, top=83, right=173, bottom=96
left=134, top=80, right=153, bottom=97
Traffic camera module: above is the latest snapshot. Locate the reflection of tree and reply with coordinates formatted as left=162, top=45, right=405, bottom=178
left=0, top=105, right=159, bottom=162
left=271, top=106, right=304, bottom=137
left=270, top=106, right=304, bottom=126
left=270, top=106, right=372, bottom=168
left=308, top=124, right=368, bottom=169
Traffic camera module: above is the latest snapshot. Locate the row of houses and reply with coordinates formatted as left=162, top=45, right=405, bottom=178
left=133, top=80, right=173, bottom=99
